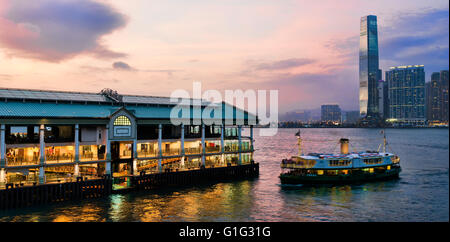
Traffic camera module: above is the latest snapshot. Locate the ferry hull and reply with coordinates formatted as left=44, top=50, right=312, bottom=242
left=279, top=167, right=401, bottom=185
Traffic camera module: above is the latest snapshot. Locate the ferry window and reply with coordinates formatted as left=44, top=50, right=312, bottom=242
left=329, top=159, right=351, bottom=166
left=363, top=158, right=383, bottom=165
left=114, top=116, right=131, bottom=126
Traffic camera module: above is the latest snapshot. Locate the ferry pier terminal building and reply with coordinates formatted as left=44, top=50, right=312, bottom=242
left=0, top=88, right=257, bottom=190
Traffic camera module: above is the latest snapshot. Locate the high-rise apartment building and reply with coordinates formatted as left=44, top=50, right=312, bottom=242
left=377, top=80, right=389, bottom=119
left=344, top=111, right=360, bottom=124
left=386, top=65, right=426, bottom=126
left=427, top=72, right=442, bottom=122
left=321, top=104, right=342, bottom=123
left=426, top=70, right=449, bottom=124
left=440, top=70, right=449, bottom=122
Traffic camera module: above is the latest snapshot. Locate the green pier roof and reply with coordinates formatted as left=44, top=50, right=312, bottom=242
left=0, top=88, right=257, bottom=124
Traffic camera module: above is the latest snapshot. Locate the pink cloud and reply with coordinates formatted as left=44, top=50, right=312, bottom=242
left=0, top=0, right=127, bottom=62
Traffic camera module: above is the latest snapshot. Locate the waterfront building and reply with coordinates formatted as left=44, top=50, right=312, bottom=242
left=426, top=70, right=450, bottom=125
left=440, top=70, right=449, bottom=123
left=359, top=15, right=382, bottom=118
left=344, top=111, right=360, bottom=124
left=0, top=88, right=256, bottom=189
left=427, top=72, right=442, bottom=123
left=385, top=65, right=426, bottom=126
left=377, top=80, right=389, bottom=120
left=281, top=110, right=311, bottom=122
left=321, top=104, right=341, bottom=123
left=426, top=81, right=432, bottom=121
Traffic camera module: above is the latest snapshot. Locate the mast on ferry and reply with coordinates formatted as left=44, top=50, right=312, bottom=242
left=295, top=130, right=302, bottom=156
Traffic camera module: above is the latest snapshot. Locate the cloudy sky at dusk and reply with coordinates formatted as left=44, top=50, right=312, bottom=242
left=0, top=0, right=448, bottom=113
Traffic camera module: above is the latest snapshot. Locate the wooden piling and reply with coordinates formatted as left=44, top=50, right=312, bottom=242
left=0, top=163, right=259, bottom=210
left=0, top=177, right=112, bottom=210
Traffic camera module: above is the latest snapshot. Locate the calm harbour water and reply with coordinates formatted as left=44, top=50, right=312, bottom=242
left=0, top=128, right=448, bottom=222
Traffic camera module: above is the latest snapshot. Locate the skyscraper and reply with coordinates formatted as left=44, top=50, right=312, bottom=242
left=386, top=65, right=426, bottom=126
left=427, top=72, right=442, bottom=122
left=377, top=80, right=389, bottom=119
left=440, top=70, right=449, bottom=122
left=427, top=70, right=449, bottom=124
left=359, top=15, right=381, bottom=118
left=321, top=104, right=342, bottom=123
left=344, top=111, right=360, bottom=124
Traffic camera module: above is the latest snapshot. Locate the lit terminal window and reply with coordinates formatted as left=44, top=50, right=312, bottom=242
left=114, top=116, right=131, bottom=126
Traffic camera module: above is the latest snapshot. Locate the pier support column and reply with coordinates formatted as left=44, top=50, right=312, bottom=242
left=0, top=124, right=6, bottom=184
left=74, top=164, right=79, bottom=179
left=158, top=124, right=162, bottom=172
left=220, top=125, right=225, bottom=165
left=181, top=124, right=185, bottom=168
left=250, top=125, right=254, bottom=162
left=181, top=124, right=185, bottom=155
left=105, top=162, right=111, bottom=176
left=105, top=125, right=111, bottom=176
left=201, top=124, right=205, bottom=167
left=0, top=124, right=5, bottom=166
left=238, top=125, right=242, bottom=165
left=0, top=168, right=5, bottom=185
left=132, top=139, right=138, bottom=175
left=39, top=124, right=46, bottom=184
left=74, top=124, right=80, bottom=177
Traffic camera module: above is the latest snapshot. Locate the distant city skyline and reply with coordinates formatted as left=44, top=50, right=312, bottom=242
left=0, top=0, right=448, bottom=114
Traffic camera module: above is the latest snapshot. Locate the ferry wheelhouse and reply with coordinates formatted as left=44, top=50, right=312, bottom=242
left=280, top=131, right=401, bottom=184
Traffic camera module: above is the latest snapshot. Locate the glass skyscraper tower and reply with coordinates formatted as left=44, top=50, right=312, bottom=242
left=359, top=15, right=381, bottom=117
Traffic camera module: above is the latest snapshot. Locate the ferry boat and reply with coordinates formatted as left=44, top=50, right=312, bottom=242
left=280, top=131, right=401, bottom=184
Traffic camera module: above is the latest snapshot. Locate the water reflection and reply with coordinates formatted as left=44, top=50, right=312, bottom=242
left=103, top=180, right=256, bottom=222
left=0, top=128, right=448, bottom=222
left=277, top=180, right=402, bottom=221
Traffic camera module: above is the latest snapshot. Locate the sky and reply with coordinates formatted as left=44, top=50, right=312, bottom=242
left=0, top=0, right=448, bottom=113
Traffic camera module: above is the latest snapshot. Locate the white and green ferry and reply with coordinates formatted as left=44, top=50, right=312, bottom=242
left=280, top=131, right=401, bottom=184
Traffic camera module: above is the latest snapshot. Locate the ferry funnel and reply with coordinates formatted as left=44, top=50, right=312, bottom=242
left=339, top=138, right=349, bottom=154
